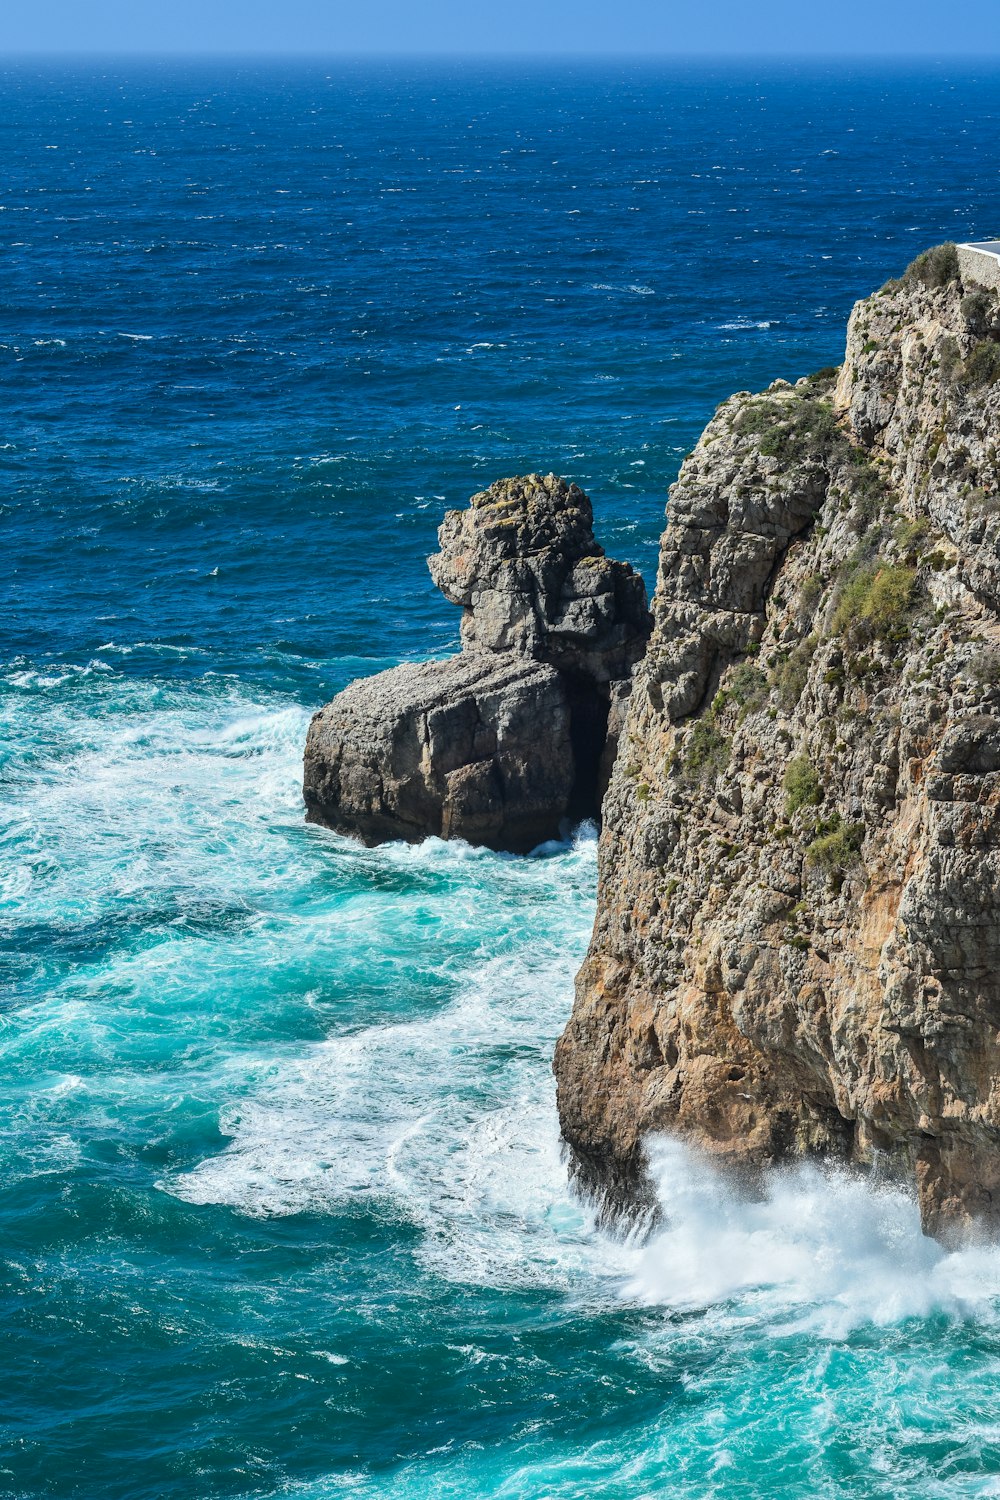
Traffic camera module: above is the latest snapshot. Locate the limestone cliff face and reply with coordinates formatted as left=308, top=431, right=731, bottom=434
left=555, top=248, right=1000, bottom=1238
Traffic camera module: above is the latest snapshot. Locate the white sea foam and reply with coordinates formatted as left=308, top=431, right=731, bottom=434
left=12, top=668, right=1000, bottom=1356
left=716, top=317, right=776, bottom=331
left=162, top=784, right=1000, bottom=1342
left=590, top=282, right=655, bottom=296
left=7, top=663, right=96, bottom=689
left=168, top=826, right=610, bottom=1289
left=627, top=1137, right=1000, bottom=1338
left=11, top=668, right=1000, bottom=1500
left=3, top=672, right=311, bottom=935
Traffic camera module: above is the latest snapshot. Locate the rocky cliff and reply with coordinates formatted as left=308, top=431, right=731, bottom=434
left=555, top=244, right=1000, bottom=1239
left=304, top=474, right=650, bottom=852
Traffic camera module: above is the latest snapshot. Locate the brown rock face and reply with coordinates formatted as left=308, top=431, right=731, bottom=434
left=304, top=474, right=651, bottom=851
left=555, top=252, right=1000, bottom=1240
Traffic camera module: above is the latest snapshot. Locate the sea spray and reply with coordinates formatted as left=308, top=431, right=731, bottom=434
left=630, top=1138, right=1000, bottom=1338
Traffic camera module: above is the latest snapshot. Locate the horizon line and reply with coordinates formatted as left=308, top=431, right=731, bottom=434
left=3, top=48, right=1000, bottom=62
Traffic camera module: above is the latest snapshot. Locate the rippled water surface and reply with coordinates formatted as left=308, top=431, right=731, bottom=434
left=6, top=58, right=1000, bottom=1499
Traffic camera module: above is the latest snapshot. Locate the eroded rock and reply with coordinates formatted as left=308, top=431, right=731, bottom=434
left=304, top=474, right=651, bottom=851
left=429, top=473, right=649, bottom=682
left=304, top=654, right=572, bottom=852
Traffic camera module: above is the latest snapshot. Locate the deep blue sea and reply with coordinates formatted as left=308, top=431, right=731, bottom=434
left=6, top=58, right=1000, bottom=1500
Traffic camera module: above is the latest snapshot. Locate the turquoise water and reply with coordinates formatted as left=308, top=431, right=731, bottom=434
left=7, top=59, right=1000, bottom=1498
left=10, top=667, right=1000, bottom=1499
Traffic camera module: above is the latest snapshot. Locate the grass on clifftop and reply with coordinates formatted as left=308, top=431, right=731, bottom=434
left=904, top=242, right=960, bottom=290
left=879, top=241, right=960, bottom=296
left=759, top=400, right=843, bottom=463
left=734, top=393, right=848, bottom=468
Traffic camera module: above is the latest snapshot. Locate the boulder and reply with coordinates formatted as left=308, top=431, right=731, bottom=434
left=304, top=654, right=573, bottom=852
left=429, top=473, right=649, bottom=683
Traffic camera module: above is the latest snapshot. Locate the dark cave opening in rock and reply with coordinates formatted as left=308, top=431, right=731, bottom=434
left=564, top=677, right=611, bottom=823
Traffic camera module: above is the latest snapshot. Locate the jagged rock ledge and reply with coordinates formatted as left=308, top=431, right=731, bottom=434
left=304, top=474, right=650, bottom=853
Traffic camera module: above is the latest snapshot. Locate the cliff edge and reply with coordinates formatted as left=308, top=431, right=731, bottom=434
left=555, top=244, right=1000, bottom=1239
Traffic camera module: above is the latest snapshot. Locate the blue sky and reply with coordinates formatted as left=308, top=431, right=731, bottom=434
left=2, top=0, right=998, bottom=55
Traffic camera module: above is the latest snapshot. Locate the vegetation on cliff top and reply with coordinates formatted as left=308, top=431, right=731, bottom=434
left=877, top=241, right=960, bottom=297
left=903, top=241, right=960, bottom=291
left=734, top=392, right=847, bottom=468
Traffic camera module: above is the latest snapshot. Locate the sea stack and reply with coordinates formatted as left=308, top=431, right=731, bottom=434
left=303, top=473, right=651, bottom=852
left=554, top=243, right=1000, bottom=1240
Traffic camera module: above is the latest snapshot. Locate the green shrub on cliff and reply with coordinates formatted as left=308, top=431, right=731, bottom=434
left=802, top=365, right=840, bottom=388
left=938, top=335, right=963, bottom=383
left=733, top=400, right=783, bottom=438
left=903, top=242, right=959, bottom=290
left=681, top=718, right=729, bottom=783
left=844, top=458, right=890, bottom=527
left=726, top=661, right=769, bottom=714
left=783, top=755, right=822, bottom=816
left=961, top=289, right=998, bottom=333
left=770, top=635, right=818, bottom=710
left=968, top=649, right=1000, bottom=689
left=800, top=573, right=824, bottom=610
left=962, top=340, right=1000, bottom=389
left=860, top=565, right=916, bottom=634
left=832, top=577, right=865, bottom=633
left=832, top=562, right=916, bottom=642
left=963, top=486, right=1000, bottom=518
left=758, top=398, right=844, bottom=464
left=734, top=393, right=847, bottom=468
left=894, top=516, right=930, bottom=554
left=806, top=816, right=864, bottom=883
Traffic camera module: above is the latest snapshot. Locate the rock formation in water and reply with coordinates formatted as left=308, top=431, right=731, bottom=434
left=555, top=243, right=1000, bottom=1240
left=303, top=473, right=651, bottom=852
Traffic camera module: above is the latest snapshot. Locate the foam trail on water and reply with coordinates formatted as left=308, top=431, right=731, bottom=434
left=166, top=821, right=613, bottom=1290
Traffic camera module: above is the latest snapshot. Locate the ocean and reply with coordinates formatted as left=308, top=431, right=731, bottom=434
left=5, top=57, right=1000, bottom=1499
